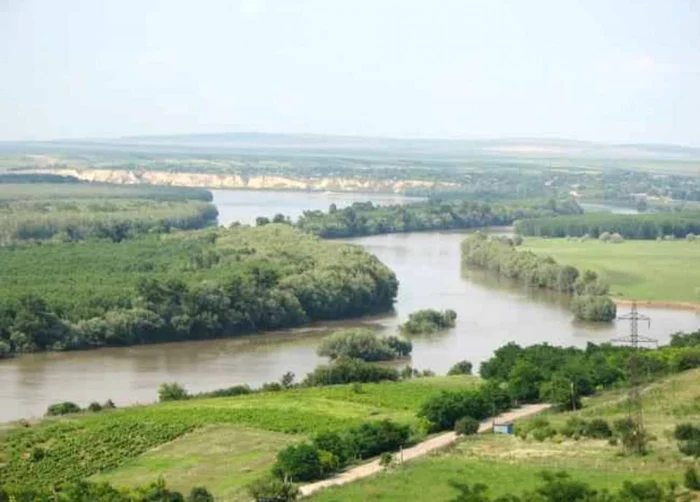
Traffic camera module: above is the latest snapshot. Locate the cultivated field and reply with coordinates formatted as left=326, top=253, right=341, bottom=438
left=521, top=238, right=700, bottom=305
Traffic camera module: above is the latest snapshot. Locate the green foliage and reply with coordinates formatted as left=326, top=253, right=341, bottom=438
left=303, top=358, right=399, bottom=386
left=454, top=416, right=480, bottom=436
left=317, top=329, right=411, bottom=362
left=273, top=443, right=324, bottom=482
left=461, top=233, right=614, bottom=322
left=0, top=225, right=398, bottom=356
left=570, top=295, right=617, bottom=322
left=684, top=467, right=700, bottom=491
left=418, top=386, right=509, bottom=431
left=674, top=423, right=700, bottom=457
left=344, top=420, right=411, bottom=459
left=400, top=309, right=457, bottom=334
left=0, top=183, right=216, bottom=245
left=614, top=418, right=652, bottom=455
left=447, top=471, right=677, bottom=502
left=158, top=383, right=189, bottom=402
left=515, top=212, right=700, bottom=240
left=379, top=452, right=394, bottom=468
left=447, top=360, right=473, bottom=376
left=45, top=401, right=81, bottom=416
left=247, top=475, right=300, bottom=502
left=0, top=477, right=209, bottom=502
left=294, top=199, right=581, bottom=239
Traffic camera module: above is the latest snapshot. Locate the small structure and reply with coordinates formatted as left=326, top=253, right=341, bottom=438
left=493, top=421, right=514, bottom=435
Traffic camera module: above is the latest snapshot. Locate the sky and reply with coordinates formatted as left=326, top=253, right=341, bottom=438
left=1, top=0, right=699, bottom=145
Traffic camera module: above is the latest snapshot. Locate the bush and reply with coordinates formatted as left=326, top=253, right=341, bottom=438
left=303, top=358, right=399, bottom=386
left=418, top=389, right=489, bottom=431
left=686, top=467, right=700, bottom=491
left=570, top=295, right=617, bottom=322
left=675, top=423, right=700, bottom=441
left=313, top=431, right=352, bottom=464
left=583, top=418, right=612, bottom=439
left=455, top=416, right=480, bottom=436
left=45, top=401, right=81, bottom=416
left=197, top=384, right=252, bottom=398
left=262, top=382, right=284, bottom=392
left=87, top=401, right=103, bottom=413
left=610, top=232, right=624, bottom=243
left=188, top=487, right=215, bottom=502
left=379, top=452, right=394, bottom=468
left=400, top=309, right=457, bottom=334
left=158, top=382, right=189, bottom=402
left=679, top=440, right=700, bottom=458
left=447, top=360, right=473, bottom=376
left=599, top=231, right=612, bottom=242
left=532, top=425, right=556, bottom=442
left=273, top=443, right=323, bottom=482
left=345, top=420, right=411, bottom=459
left=248, top=476, right=300, bottom=502
left=317, top=329, right=411, bottom=361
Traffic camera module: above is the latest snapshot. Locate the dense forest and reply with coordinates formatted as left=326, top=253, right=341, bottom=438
left=461, top=233, right=616, bottom=322
left=515, top=212, right=700, bottom=239
left=0, top=183, right=217, bottom=244
left=0, top=225, right=398, bottom=357
left=264, top=198, right=582, bottom=238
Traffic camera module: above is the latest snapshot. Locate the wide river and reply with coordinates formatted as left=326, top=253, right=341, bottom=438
left=0, top=190, right=697, bottom=422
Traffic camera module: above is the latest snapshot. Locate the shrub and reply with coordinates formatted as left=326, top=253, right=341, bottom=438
left=379, top=452, right=394, bottom=468
left=570, top=295, right=616, bottom=322
left=687, top=233, right=696, bottom=242
left=280, top=372, right=296, bottom=389
left=560, top=417, right=586, bottom=438
left=262, top=382, right=284, bottom=392
left=686, top=467, right=700, bottom=491
left=418, top=390, right=489, bottom=431
left=197, top=384, right=252, bottom=398
left=273, top=443, right=323, bottom=482
left=87, top=401, right=103, bottom=413
left=583, top=418, right=612, bottom=439
left=317, top=328, right=401, bottom=362
left=400, top=309, right=457, bottom=334
left=345, top=420, right=411, bottom=459
left=454, top=416, right=480, bottom=436
left=303, top=358, right=399, bottom=386
left=532, top=425, right=556, bottom=442
left=599, top=231, right=611, bottom=242
left=318, top=450, right=340, bottom=476
left=447, top=360, right=473, bottom=376
left=103, top=399, right=117, bottom=409
left=312, top=431, right=352, bottom=463
left=610, top=232, right=624, bottom=243
left=158, top=382, right=189, bottom=402
left=188, top=487, right=215, bottom=502
left=45, top=401, right=81, bottom=416
left=675, top=423, right=700, bottom=441
left=679, top=440, right=700, bottom=458
left=248, top=476, right=300, bottom=502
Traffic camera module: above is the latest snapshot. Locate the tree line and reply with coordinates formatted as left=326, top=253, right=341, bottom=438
left=0, top=226, right=398, bottom=357
left=515, top=212, right=700, bottom=239
left=461, top=233, right=616, bottom=322
left=258, top=198, right=583, bottom=239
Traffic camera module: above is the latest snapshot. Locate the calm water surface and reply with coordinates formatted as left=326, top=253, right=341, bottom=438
left=0, top=190, right=697, bottom=422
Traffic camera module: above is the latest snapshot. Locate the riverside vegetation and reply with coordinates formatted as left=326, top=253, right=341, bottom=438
left=461, top=233, right=616, bottom=322
left=0, top=182, right=217, bottom=244
left=262, top=198, right=583, bottom=238
left=0, top=225, right=397, bottom=358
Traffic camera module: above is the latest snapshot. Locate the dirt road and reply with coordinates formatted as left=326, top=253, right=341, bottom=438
left=299, top=403, right=551, bottom=497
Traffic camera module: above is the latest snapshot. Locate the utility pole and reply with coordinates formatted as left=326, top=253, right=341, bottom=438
left=611, top=302, right=656, bottom=454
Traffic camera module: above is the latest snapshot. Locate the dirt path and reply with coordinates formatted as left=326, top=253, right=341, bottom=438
left=299, top=403, right=551, bottom=497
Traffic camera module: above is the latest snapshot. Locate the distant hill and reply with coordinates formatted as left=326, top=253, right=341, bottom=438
left=1, top=132, right=700, bottom=161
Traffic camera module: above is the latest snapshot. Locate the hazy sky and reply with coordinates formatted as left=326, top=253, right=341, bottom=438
left=1, top=0, right=699, bottom=144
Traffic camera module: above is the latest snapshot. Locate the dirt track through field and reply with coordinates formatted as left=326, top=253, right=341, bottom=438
left=299, top=403, right=551, bottom=497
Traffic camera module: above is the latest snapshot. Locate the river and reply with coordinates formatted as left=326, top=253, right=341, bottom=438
left=0, top=190, right=697, bottom=422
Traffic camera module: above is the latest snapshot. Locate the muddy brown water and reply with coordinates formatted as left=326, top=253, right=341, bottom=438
left=0, top=190, right=697, bottom=422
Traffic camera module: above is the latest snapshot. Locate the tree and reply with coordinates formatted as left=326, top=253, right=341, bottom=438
left=187, top=487, right=215, bottom=502
left=158, top=382, right=189, bottom=402
left=539, top=374, right=581, bottom=411
left=447, top=360, right=473, bottom=376
left=273, top=443, right=323, bottom=482
left=685, top=466, right=700, bottom=491
left=46, top=401, right=81, bottom=416
left=317, top=329, right=407, bottom=362
left=508, top=360, right=544, bottom=403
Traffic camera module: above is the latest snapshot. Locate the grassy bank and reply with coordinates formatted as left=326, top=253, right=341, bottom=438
left=521, top=238, right=700, bottom=304
left=309, top=368, right=700, bottom=501
left=0, top=376, right=477, bottom=500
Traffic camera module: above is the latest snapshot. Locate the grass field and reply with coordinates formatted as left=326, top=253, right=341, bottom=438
left=309, top=369, right=700, bottom=501
left=0, top=376, right=477, bottom=498
left=521, top=238, right=700, bottom=304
